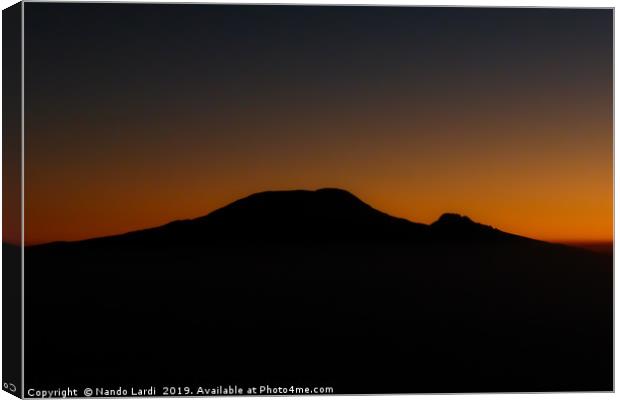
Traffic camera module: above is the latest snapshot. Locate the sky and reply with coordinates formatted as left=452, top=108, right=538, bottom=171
left=19, top=4, right=612, bottom=245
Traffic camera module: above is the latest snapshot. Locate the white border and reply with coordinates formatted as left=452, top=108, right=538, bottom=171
left=0, top=2, right=615, bottom=400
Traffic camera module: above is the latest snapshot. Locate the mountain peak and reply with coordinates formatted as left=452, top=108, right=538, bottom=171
left=224, top=188, right=368, bottom=210
left=180, top=188, right=425, bottom=242
left=433, top=213, right=475, bottom=226
left=429, top=212, right=509, bottom=241
left=206, top=188, right=380, bottom=220
left=314, top=187, right=358, bottom=197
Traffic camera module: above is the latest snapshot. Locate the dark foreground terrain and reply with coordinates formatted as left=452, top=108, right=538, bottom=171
left=23, top=189, right=612, bottom=393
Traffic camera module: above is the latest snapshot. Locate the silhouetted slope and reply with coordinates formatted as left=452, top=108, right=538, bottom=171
left=430, top=212, right=538, bottom=242
left=24, top=189, right=612, bottom=393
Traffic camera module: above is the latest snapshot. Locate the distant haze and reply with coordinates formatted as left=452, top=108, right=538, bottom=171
left=20, top=4, right=612, bottom=245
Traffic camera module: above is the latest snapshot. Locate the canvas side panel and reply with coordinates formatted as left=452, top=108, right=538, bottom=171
left=3, top=2, right=23, bottom=398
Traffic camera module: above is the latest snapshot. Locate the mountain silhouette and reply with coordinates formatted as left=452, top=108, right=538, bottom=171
left=24, top=188, right=612, bottom=393
left=52, top=188, right=530, bottom=246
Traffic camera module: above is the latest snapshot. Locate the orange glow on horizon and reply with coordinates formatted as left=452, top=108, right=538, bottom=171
left=21, top=110, right=612, bottom=245
left=20, top=173, right=612, bottom=245
left=20, top=113, right=613, bottom=245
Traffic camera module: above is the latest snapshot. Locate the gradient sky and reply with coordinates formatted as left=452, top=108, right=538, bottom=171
left=21, top=4, right=612, bottom=245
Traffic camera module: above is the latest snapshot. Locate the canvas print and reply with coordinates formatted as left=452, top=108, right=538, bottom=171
left=2, top=2, right=613, bottom=397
